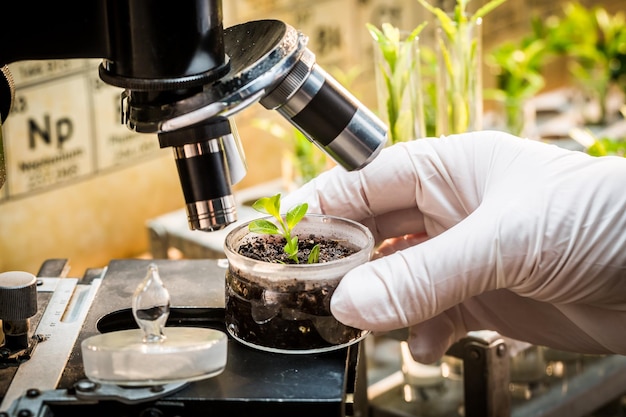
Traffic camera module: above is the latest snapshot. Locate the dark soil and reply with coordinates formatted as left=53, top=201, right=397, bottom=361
left=237, top=234, right=357, bottom=264
left=225, top=268, right=366, bottom=350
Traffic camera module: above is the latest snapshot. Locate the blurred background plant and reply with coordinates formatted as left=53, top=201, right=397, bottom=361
left=252, top=118, right=330, bottom=191
left=485, top=34, right=547, bottom=137
left=570, top=106, right=626, bottom=156
left=368, top=22, right=427, bottom=144
left=586, top=136, right=626, bottom=156
left=571, top=129, right=626, bottom=157
left=537, top=1, right=626, bottom=125
left=420, top=45, right=438, bottom=137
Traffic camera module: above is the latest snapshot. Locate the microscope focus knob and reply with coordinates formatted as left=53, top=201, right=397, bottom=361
left=0, top=66, right=15, bottom=123
left=0, top=271, right=38, bottom=321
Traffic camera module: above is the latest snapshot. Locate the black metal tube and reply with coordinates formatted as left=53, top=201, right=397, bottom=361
left=175, top=146, right=231, bottom=202
left=290, top=79, right=357, bottom=147
left=101, top=0, right=226, bottom=89
left=264, top=59, right=387, bottom=170
left=0, top=1, right=226, bottom=88
left=0, top=1, right=109, bottom=66
left=159, top=118, right=239, bottom=231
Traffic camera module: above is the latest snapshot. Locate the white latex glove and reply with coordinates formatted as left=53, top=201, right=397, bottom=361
left=282, top=131, right=626, bottom=364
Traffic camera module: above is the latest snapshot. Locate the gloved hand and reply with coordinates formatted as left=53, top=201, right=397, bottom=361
left=282, top=131, right=626, bottom=364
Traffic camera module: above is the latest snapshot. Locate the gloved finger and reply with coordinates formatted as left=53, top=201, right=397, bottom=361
left=283, top=132, right=521, bottom=243
left=330, top=200, right=519, bottom=332
left=281, top=143, right=420, bottom=221
left=282, top=159, right=427, bottom=243
left=359, top=208, right=427, bottom=244
left=373, top=233, right=430, bottom=258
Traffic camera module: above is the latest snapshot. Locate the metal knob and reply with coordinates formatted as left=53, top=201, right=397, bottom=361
left=0, top=271, right=37, bottom=351
left=0, top=65, right=15, bottom=123
left=0, top=271, right=37, bottom=320
left=0, top=66, right=13, bottom=191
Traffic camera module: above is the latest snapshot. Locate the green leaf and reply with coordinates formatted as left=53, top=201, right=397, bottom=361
left=406, top=22, right=428, bottom=43
left=248, top=219, right=279, bottom=235
left=587, top=138, right=626, bottom=157
left=268, top=194, right=282, bottom=218
left=417, top=0, right=507, bottom=39
left=394, top=109, right=415, bottom=142
left=438, top=37, right=454, bottom=77
left=307, top=244, right=320, bottom=264
left=286, top=203, right=308, bottom=230
left=285, top=236, right=300, bottom=263
left=251, top=194, right=281, bottom=218
left=382, top=22, right=400, bottom=44
left=415, top=0, right=455, bottom=39
left=366, top=23, right=385, bottom=43
left=251, top=198, right=269, bottom=214
left=473, top=0, right=507, bottom=22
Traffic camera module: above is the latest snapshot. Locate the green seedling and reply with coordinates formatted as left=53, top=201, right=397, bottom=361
left=248, top=193, right=320, bottom=264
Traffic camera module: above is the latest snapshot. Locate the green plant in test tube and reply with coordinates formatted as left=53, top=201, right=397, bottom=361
left=368, top=22, right=428, bottom=144
left=417, top=0, right=507, bottom=135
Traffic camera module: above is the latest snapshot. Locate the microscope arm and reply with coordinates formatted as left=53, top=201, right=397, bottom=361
left=0, top=2, right=109, bottom=67
left=0, top=1, right=227, bottom=120
left=0, top=2, right=108, bottom=122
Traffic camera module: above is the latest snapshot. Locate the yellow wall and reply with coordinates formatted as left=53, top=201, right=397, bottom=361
left=0, top=0, right=621, bottom=276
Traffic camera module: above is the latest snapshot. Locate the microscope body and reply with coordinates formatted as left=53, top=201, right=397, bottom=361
left=0, top=0, right=387, bottom=231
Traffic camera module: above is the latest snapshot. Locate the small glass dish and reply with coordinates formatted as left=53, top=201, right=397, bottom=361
left=224, top=214, right=374, bottom=354
left=81, top=327, right=227, bottom=386
left=81, top=264, right=227, bottom=386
